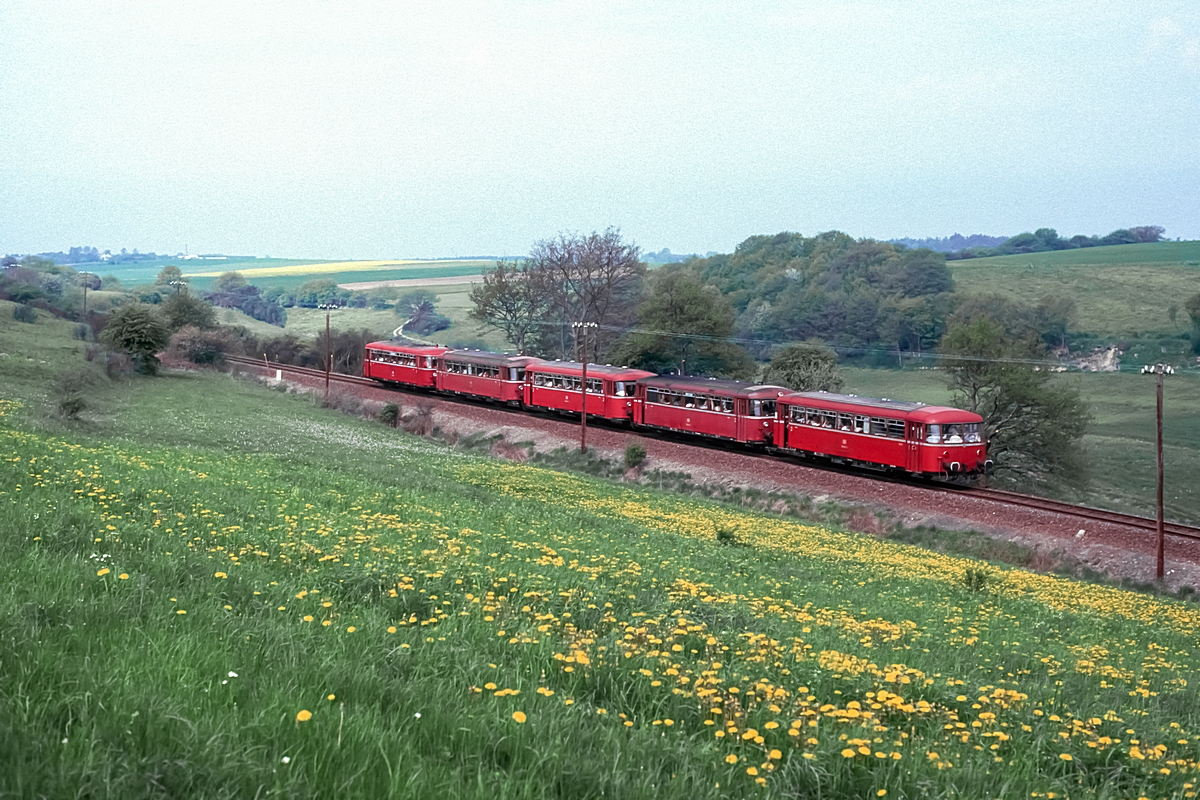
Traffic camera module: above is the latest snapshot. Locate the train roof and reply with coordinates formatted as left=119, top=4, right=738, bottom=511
left=638, top=375, right=789, bottom=399
left=366, top=341, right=448, bottom=354
left=781, top=391, right=983, bottom=422
left=528, top=361, right=655, bottom=380
left=441, top=349, right=544, bottom=367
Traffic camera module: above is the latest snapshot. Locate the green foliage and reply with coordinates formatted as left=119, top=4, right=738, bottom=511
left=1186, top=292, right=1200, bottom=333
left=100, top=303, right=170, bottom=375
left=12, top=304, right=37, bottom=323
left=211, top=271, right=249, bottom=294
left=605, top=267, right=755, bottom=378
left=691, top=232, right=955, bottom=353
left=162, top=290, right=216, bottom=332
left=962, top=567, right=991, bottom=592
left=950, top=225, right=1166, bottom=259
left=167, top=325, right=234, bottom=365
left=761, top=341, right=844, bottom=392
left=468, top=260, right=554, bottom=354
left=940, top=317, right=1090, bottom=488
left=154, top=265, right=185, bottom=287
left=623, top=442, right=647, bottom=470
left=378, top=402, right=402, bottom=428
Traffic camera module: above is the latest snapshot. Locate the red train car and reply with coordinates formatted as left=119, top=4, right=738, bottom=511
left=633, top=377, right=789, bottom=444
left=525, top=362, right=656, bottom=422
left=436, top=349, right=543, bottom=404
left=775, top=391, right=989, bottom=475
left=362, top=341, right=447, bottom=388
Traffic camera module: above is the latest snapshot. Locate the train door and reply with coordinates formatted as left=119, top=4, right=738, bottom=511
left=905, top=421, right=921, bottom=471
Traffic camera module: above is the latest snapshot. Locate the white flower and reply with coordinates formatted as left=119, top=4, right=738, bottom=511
left=281, top=756, right=291, bottom=764
left=414, top=712, right=421, bottom=719
left=228, top=671, right=238, bottom=678
left=221, top=680, right=228, bottom=685
left=61, top=738, right=68, bottom=744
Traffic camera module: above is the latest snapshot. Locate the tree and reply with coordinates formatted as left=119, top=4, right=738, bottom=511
left=468, top=260, right=554, bottom=354
left=154, top=265, right=186, bottom=289
left=162, top=289, right=216, bottom=331
left=605, top=268, right=755, bottom=378
left=528, top=228, right=645, bottom=357
left=940, top=316, right=1090, bottom=488
left=1130, top=225, right=1166, bottom=243
left=761, top=341, right=844, bottom=392
left=100, top=303, right=170, bottom=374
left=1185, top=292, right=1200, bottom=333
left=212, top=271, right=248, bottom=294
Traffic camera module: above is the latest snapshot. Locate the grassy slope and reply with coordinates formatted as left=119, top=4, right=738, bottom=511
left=4, top=305, right=1200, bottom=798
left=843, top=367, right=1200, bottom=524
left=949, top=242, right=1200, bottom=336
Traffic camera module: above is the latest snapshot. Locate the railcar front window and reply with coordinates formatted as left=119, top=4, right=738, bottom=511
left=614, top=381, right=627, bottom=397
left=945, top=424, right=964, bottom=443
left=926, top=424, right=941, bottom=443
left=964, top=423, right=981, bottom=443
left=749, top=400, right=762, bottom=416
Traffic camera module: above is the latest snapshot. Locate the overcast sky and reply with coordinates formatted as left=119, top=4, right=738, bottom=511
left=2, top=1, right=1197, bottom=259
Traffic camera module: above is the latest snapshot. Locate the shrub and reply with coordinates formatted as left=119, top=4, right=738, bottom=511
left=53, top=372, right=94, bottom=420
left=105, top=352, right=134, bottom=379
left=13, top=304, right=37, bottom=323
left=401, top=403, right=435, bottom=437
left=100, top=303, right=169, bottom=375
left=963, top=567, right=990, bottom=592
left=72, top=323, right=93, bottom=341
left=167, top=325, right=234, bottom=365
left=623, top=442, right=647, bottom=470
left=378, top=403, right=402, bottom=428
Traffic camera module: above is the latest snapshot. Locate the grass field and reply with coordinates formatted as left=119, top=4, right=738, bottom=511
left=949, top=242, right=1200, bottom=337
left=5, top=308, right=1200, bottom=798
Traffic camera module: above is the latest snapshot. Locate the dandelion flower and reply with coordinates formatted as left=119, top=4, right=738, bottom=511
left=841, top=748, right=856, bottom=758
left=118, top=573, right=129, bottom=580
left=295, top=710, right=312, bottom=722
left=303, top=615, right=313, bottom=622
left=387, top=626, right=397, bottom=634
left=877, top=791, right=887, bottom=797
left=512, top=711, right=527, bottom=724
left=96, top=568, right=110, bottom=577
left=176, top=610, right=186, bottom=615
left=214, top=572, right=227, bottom=579
left=346, top=626, right=356, bottom=633
left=327, top=694, right=336, bottom=701
left=769, top=749, right=782, bottom=760
left=746, top=767, right=758, bottom=776
left=725, top=754, right=738, bottom=764
left=1059, top=753, right=1073, bottom=761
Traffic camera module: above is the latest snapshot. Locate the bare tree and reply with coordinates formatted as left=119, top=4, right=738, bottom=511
left=529, top=228, right=644, bottom=358
left=468, top=260, right=553, bottom=354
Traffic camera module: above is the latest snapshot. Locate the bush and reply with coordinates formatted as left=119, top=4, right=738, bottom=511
left=100, top=303, right=170, bottom=375
left=167, top=325, right=234, bottom=365
left=378, top=403, right=402, bottom=428
left=623, top=443, right=647, bottom=470
left=72, top=323, right=93, bottom=341
left=53, top=372, right=94, bottom=420
left=105, top=352, right=134, bottom=379
left=13, top=304, right=37, bottom=323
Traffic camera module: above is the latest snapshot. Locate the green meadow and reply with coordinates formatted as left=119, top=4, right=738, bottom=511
left=4, top=300, right=1200, bottom=798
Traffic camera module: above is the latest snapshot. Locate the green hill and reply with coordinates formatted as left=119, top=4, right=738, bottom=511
left=3, top=306, right=1200, bottom=798
left=949, top=242, right=1200, bottom=336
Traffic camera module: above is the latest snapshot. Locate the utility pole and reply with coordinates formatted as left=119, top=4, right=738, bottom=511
left=572, top=321, right=598, bottom=453
left=1142, top=363, right=1175, bottom=580
left=319, top=303, right=338, bottom=400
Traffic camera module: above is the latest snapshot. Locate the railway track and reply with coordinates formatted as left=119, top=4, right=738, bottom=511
left=225, top=355, right=1200, bottom=544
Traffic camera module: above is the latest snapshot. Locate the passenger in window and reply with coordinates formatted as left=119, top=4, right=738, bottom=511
left=945, top=424, right=963, bottom=443
left=926, top=424, right=942, bottom=443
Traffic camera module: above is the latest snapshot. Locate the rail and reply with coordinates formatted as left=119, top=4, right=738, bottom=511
left=225, top=355, right=1200, bottom=543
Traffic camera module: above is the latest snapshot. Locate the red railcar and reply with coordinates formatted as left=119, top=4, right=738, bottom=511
left=775, top=391, right=989, bottom=475
left=435, top=349, right=543, bottom=404
left=362, top=341, right=448, bottom=388
left=632, top=377, right=789, bottom=444
left=525, top=362, right=656, bottom=422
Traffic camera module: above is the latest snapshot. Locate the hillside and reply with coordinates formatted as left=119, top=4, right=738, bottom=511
left=3, top=305, right=1200, bottom=798
left=949, top=241, right=1200, bottom=337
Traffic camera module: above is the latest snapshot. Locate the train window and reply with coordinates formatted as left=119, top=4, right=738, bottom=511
left=646, top=388, right=660, bottom=404
left=945, top=424, right=964, bottom=443
left=854, top=415, right=868, bottom=433
left=886, top=420, right=905, bottom=439
left=964, top=423, right=981, bottom=443
left=805, top=408, right=820, bottom=425
left=789, top=406, right=801, bottom=422
left=425, top=357, right=436, bottom=368
left=820, top=411, right=834, bottom=428
left=697, top=395, right=712, bottom=411
left=719, top=398, right=732, bottom=413
left=685, top=392, right=697, bottom=408
left=838, top=413, right=852, bottom=430
left=587, top=378, right=602, bottom=394
left=613, top=381, right=628, bottom=397
left=750, top=400, right=762, bottom=416
left=925, top=424, right=941, bottom=443
left=870, top=418, right=887, bottom=436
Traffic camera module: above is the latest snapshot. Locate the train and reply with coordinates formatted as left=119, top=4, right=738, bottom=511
left=363, top=340, right=991, bottom=478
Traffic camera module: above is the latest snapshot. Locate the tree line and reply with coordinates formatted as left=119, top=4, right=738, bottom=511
left=945, top=225, right=1166, bottom=260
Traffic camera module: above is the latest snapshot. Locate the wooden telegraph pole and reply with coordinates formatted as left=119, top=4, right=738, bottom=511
left=1142, top=363, right=1175, bottom=580
left=572, top=321, right=598, bottom=453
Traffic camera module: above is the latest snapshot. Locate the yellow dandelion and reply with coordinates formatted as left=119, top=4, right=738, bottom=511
left=322, top=620, right=331, bottom=627
left=296, top=709, right=312, bottom=722
left=214, top=572, right=227, bottom=579
left=1059, top=753, right=1073, bottom=761
left=769, top=749, right=782, bottom=760
left=118, top=573, right=129, bottom=580
left=746, top=766, right=758, bottom=776
left=327, top=694, right=336, bottom=701
left=484, top=682, right=497, bottom=691
left=96, top=568, right=110, bottom=577
left=802, top=753, right=816, bottom=760
left=725, top=754, right=738, bottom=764
left=663, top=719, right=674, bottom=726
left=877, top=791, right=887, bottom=797
left=346, top=626, right=356, bottom=633
left=303, top=615, right=313, bottom=622
left=512, top=711, right=527, bottom=724
left=387, top=626, right=397, bottom=634
left=176, top=610, right=186, bottom=615
left=841, top=748, right=856, bottom=758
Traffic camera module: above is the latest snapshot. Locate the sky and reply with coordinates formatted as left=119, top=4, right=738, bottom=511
left=1, top=1, right=1198, bottom=259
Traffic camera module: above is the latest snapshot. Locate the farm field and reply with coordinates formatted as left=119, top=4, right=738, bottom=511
left=948, top=242, right=1200, bottom=337
left=842, top=367, right=1200, bottom=525
left=183, top=260, right=491, bottom=293
left=5, top=305, right=1200, bottom=797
